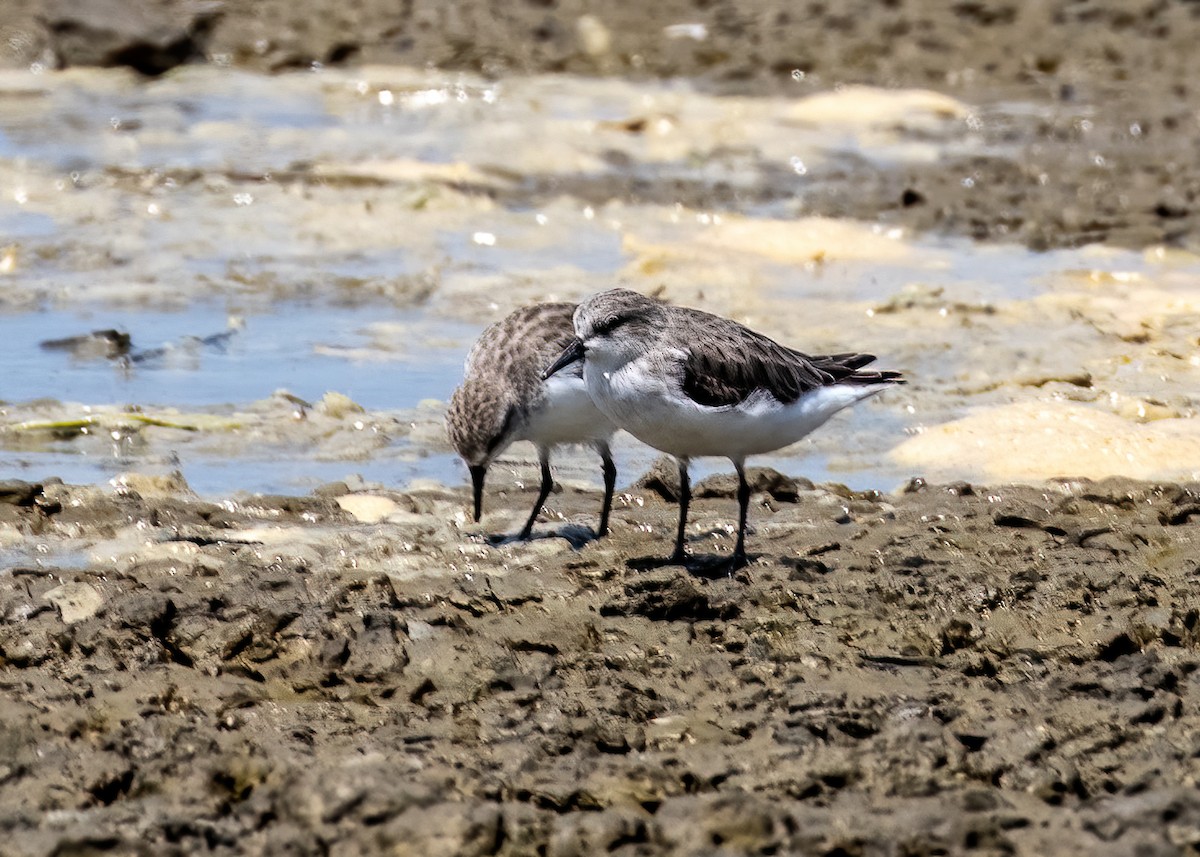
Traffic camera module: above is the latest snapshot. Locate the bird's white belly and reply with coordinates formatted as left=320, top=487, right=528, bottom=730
left=587, top=355, right=887, bottom=459
left=522, top=372, right=614, bottom=446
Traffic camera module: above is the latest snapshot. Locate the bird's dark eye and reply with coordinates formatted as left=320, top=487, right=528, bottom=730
left=592, top=314, right=625, bottom=337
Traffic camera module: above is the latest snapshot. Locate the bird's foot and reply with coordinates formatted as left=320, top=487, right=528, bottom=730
left=486, top=525, right=596, bottom=550
left=726, top=551, right=751, bottom=579
left=484, top=531, right=529, bottom=546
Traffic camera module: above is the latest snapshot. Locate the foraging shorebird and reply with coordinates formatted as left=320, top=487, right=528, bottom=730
left=447, top=302, right=617, bottom=540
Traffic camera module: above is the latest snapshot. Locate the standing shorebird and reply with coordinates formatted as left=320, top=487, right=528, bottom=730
left=544, top=288, right=903, bottom=566
left=447, top=302, right=617, bottom=540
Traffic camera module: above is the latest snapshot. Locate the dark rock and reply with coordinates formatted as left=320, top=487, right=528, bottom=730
left=312, top=481, right=351, bottom=497
left=632, top=456, right=682, bottom=502
left=955, top=733, right=989, bottom=753
left=635, top=459, right=809, bottom=503
left=243, top=494, right=343, bottom=516
left=0, top=481, right=42, bottom=506
left=40, top=0, right=221, bottom=75
left=695, top=467, right=810, bottom=502
left=1162, top=501, right=1200, bottom=526
left=992, top=500, right=1065, bottom=534
left=782, top=556, right=830, bottom=581
left=368, top=801, right=502, bottom=857
left=901, top=477, right=928, bottom=494
left=940, top=619, right=981, bottom=654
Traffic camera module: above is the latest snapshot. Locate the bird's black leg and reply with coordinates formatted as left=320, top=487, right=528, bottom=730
left=733, top=459, right=750, bottom=566
left=597, top=442, right=616, bottom=537
left=518, top=448, right=554, bottom=540
left=670, top=456, right=690, bottom=563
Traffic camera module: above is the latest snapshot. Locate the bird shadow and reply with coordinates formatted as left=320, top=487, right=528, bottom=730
left=483, top=523, right=600, bottom=551
left=626, top=552, right=754, bottom=580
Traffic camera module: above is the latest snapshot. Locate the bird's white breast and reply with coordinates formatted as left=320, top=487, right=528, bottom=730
left=521, top=371, right=614, bottom=446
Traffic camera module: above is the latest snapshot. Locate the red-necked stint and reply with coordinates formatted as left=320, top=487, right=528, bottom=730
left=448, top=302, right=617, bottom=540
left=544, top=288, right=903, bottom=566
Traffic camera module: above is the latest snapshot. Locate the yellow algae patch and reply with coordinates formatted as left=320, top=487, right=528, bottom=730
left=315, top=392, right=364, bottom=419
left=5, top=411, right=237, bottom=435
left=784, top=86, right=969, bottom=129
left=1035, top=283, right=1200, bottom=343
left=110, top=471, right=193, bottom=497
left=1036, top=286, right=1195, bottom=326
left=893, top=401, right=1200, bottom=482
left=625, top=216, right=921, bottom=271
left=705, top=217, right=917, bottom=264
left=336, top=494, right=402, bottom=524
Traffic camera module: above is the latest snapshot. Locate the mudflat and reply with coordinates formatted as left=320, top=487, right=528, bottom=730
left=3, top=1, right=1200, bottom=855
left=3, top=471, right=1199, bottom=855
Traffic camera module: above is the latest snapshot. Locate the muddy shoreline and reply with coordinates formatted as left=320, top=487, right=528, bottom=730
left=3, top=1, right=1200, bottom=855
left=3, top=472, right=1200, bottom=855
left=8, top=0, right=1200, bottom=251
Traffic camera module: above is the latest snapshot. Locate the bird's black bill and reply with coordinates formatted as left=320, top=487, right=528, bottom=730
left=470, top=465, right=487, bottom=522
left=542, top=338, right=585, bottom=380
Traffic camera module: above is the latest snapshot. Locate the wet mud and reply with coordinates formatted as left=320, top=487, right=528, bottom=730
left=3, top=1, right=1200, bottom=855
left=3, top=472, right=1200, bottom=855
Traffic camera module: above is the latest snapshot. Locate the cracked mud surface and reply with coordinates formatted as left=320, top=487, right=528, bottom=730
left=2, top=473, right=1199, bottom=855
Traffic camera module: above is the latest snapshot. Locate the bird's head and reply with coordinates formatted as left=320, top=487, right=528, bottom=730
left=446, top=378, right=520, bottom=521
left=543, top=289, right=663, bottom=379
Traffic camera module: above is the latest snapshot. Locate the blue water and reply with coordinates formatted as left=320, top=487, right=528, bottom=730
left=0, top=303, right=469, bottom=409
left=0, top=302, right=480, bottom=495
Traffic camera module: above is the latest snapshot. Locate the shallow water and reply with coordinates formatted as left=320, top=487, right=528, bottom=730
left=1, top=66, right=1198, bottom=499
left=0, top=302, right=474, bottom=493
left=1, top=304, right=470, bottom=407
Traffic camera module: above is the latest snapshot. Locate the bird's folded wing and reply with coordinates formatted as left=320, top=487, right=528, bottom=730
left=679, top=318, right=838, bottom=408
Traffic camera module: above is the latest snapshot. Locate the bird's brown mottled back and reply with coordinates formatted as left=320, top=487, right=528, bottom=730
left=464, top=302, right=579, bottom=403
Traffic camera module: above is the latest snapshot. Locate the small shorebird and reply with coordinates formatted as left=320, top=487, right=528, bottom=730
left=544, top=288, right=902, bottom=566
left=447, top=302, right=617, bottom=540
